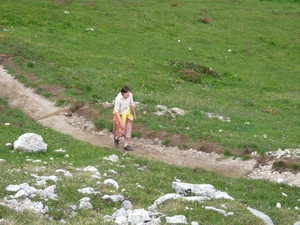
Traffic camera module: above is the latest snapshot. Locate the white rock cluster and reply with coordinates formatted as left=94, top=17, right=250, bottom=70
left=1, top=133, right=300, bottom=224
left=1, top=183, right=57, bottom=214
left=154, top=105, right=188, bottom=117
left=247, top=148, right=300, bottom=187
left=102, top=181, right=234, bottom=225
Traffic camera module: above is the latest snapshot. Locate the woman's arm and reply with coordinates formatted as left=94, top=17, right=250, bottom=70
left=130, top=105, right=136, bottom=120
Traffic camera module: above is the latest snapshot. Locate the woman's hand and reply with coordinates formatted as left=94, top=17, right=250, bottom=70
left=121, top=122, right=125, bottom=129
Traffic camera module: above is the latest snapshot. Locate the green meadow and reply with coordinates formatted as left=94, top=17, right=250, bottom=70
left=0, top=0, right=300, bottom=224
left=1, top=0, right=300, bottom=153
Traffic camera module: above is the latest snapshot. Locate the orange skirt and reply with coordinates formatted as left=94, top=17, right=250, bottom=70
left=112, top=114, right=132, bottom=139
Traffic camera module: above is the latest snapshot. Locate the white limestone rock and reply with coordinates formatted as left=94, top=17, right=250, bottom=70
left=165, top=215, right=187, bottom=224
left=14, top=133, right=47, bottom=152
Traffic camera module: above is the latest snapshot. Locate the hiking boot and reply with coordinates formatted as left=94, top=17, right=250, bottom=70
left=123, top=145, right=133, bottom=151
left=114, top=136, right=119, bottom=148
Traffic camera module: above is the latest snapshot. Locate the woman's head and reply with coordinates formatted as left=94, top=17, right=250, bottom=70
left=121, top=86, right=131, bottom=98
left=121, top=86, right=131, bottom=93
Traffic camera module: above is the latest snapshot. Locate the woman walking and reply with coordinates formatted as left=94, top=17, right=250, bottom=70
left=112, top=86, right=137, bottom=151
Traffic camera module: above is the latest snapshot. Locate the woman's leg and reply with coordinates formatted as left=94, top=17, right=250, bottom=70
left=112, top=115, right=126, bottom=148
left=124, top=119, right=132, bottom=148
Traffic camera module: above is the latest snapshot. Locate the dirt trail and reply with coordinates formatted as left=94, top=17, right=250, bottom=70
left=3, top=64, right=300, bottom=187
left=0, top=65, right=260, bottom=178
left=0, top=63, right=300, bottom=187
left=0, top=65, right=300, bottom=190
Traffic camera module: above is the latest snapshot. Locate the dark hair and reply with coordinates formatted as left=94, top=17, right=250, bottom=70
left=121, top=86, right=131, bottom=93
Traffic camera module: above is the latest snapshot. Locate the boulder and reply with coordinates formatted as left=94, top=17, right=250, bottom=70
left=14, top=133, right=47, bottom=152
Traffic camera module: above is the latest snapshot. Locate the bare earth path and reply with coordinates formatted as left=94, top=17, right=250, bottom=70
left=1, top=65, right=300, bottom=186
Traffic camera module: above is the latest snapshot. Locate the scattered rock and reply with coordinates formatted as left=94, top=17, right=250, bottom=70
left=79, top=197, right=93, bottom=210
left=247, top=207, right=274, bottom=225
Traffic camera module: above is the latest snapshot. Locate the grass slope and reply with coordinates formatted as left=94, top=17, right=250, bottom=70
left=0, top=0, right=299, bottom=154
left=0, top=1, right=300, bottom=223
